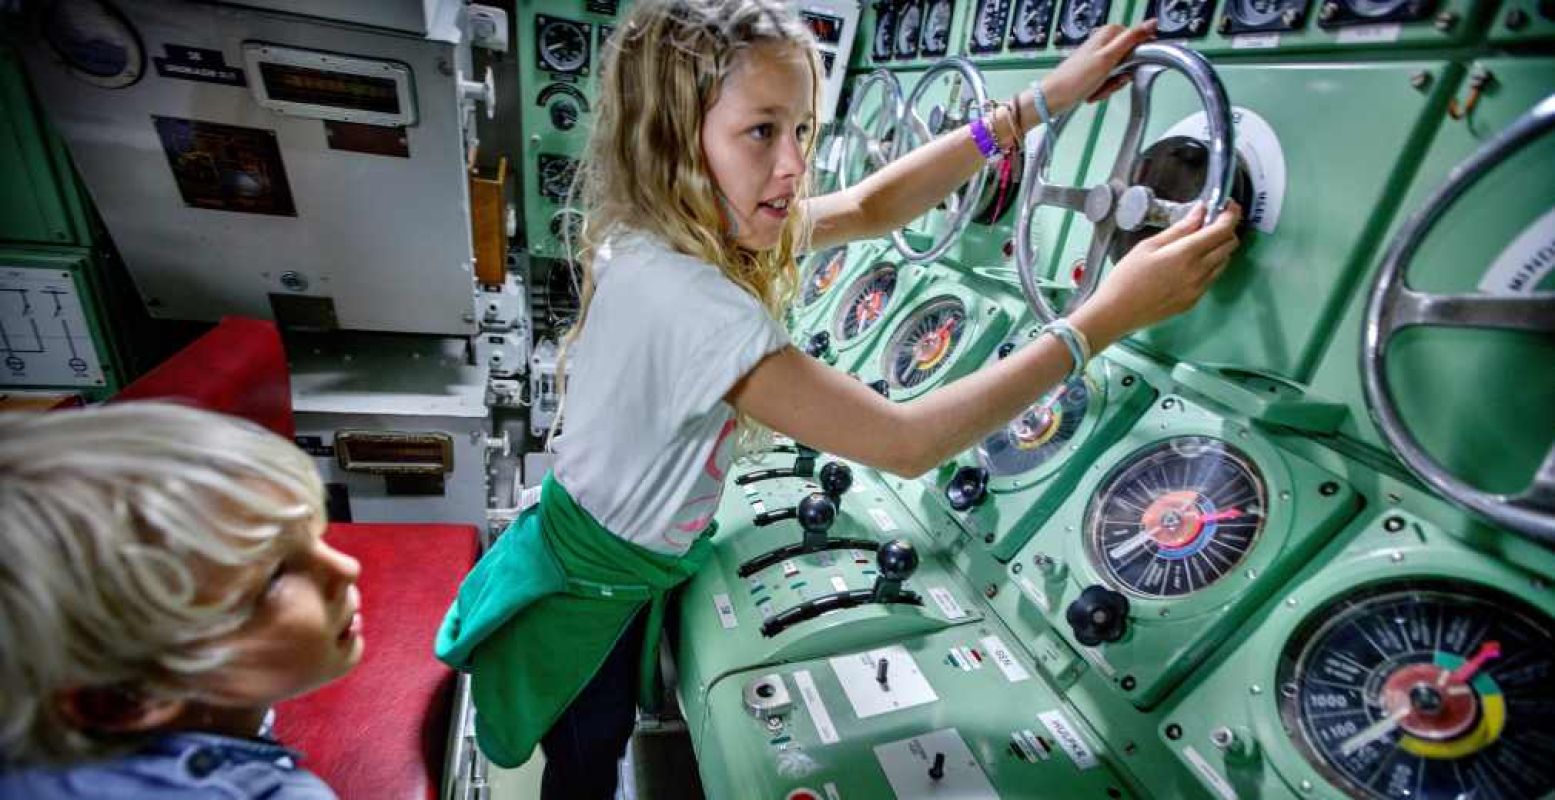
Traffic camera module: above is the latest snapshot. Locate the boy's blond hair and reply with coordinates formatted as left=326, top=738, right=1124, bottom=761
left=552, top=0, right=822, bottom=454
left=0, top=402, right=325, bottom=765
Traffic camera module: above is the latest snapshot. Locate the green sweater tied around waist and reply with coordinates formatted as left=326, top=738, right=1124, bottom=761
left=435, top=473, right=713, bottom=767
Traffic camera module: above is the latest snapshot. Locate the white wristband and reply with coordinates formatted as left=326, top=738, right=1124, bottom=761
left=1028, top=79, right=1054, bottom=128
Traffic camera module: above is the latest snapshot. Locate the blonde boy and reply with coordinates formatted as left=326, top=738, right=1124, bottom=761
left=0, top=403, right=362, bottom=799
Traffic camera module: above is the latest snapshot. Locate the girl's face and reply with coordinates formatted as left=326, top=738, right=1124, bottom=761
left=700, top=41, right=814, bottom=251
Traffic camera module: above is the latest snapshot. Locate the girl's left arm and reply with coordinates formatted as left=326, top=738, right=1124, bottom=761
left=805, top=22, right=1155, bottom=252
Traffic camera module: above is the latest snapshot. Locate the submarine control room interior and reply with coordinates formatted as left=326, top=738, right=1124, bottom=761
left=1, top=0, right=1553, bottom=798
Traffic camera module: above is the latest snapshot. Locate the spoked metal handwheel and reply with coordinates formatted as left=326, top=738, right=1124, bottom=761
left=1014, top=43, right=1235, bottom=323
left=1362, top=94, right=1555, bottom=544
left=839, top=69, right=905, bottom=192
left=889, top=57, right=995, bottom=264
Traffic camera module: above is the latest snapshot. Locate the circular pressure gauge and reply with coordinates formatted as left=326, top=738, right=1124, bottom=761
left=1057, top=0, right=1109, bottom=44
left=1277, top=581, right=1555, bottom=799
left=873, top=4, right=897, bottom=60
left=42, top=0, right=145, bottom=88
left=1010, top=0, right=1057, bottom=47
left=833, top=263, right=898, bottom=343
left=537, top=17, right=589, bottom=74
left=1151, top=0, right=1215, bottom=36
left=923, top=0, right=954, bottom=53
left=1226, top=0, right=1307, bottom=29
left=883, top=296, right=968, bottom=390
left=1085, top=436, right=1267, bottom=598
left=979, top=376, right=1092, bottom=477
left=801, top=246, right=849, bottom=308
left=895, top=2, right=924, bottom=57
left=972, top=0, right=1012, bottom=50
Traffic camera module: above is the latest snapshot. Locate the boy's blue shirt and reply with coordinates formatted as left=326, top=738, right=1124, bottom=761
left=0, top=731, right=336, bottom=799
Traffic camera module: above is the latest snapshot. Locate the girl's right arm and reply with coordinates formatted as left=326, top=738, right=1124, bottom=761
left=727, top=201, right=1242, bottom=476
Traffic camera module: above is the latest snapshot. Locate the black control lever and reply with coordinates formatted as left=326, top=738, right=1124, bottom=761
left=751, top=462, right=853, bottom=523
left=736, top=451, right=818, bottom=486
left=739, top=491, right=877, bottom=577
left=760, top=540, right=922, bottom=636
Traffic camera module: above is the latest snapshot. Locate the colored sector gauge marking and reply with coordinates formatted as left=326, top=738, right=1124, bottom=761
left=978, top=377, right=1092, bottom=477
left=1085, top=436, right=1266, bottom=598
left=835, top=264, right=898, bottom=342
left=887, top=297, right=967, bottom=390
left=1276, top=582, right=1555, bottom=800
left=801, top=246, right=848, bottom=307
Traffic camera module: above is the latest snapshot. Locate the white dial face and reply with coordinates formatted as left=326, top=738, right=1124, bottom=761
left=538, top=19, right=588, bottom=73
left=896, top=4, right=923, bottom=55
left=924, top=0, right=953, bottom=51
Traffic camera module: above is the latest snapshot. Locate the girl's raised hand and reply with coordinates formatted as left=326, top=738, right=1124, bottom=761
left=1070, top=200, right=1244, bottom=348
left=1039, top=21, right=1158, bottom=115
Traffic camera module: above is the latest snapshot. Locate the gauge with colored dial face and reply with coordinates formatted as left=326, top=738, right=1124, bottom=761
left=922, top=0, right=954, bottom=54
left=1277, top=581, right=1555, bottom=800
left=1055, top=0, right=1111, bottom=45
left=833, top=264, right=898, bottom=342
left=1009, top=0, right=1057, bottom=48
left=883, top=297, right=968, bottom=390
left=980, top=377, right=1092, bottom=477
left=1086, top=436, right=1266, bottom=598
left=895, top=0, right=924, bottom=58
left=536, top=16, right=590, bottom=74
left=801, top=247, right=849, bottom=307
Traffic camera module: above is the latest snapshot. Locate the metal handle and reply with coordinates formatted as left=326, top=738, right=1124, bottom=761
left=839, top=70, right=905, bottom=191
left=890, top=56, right=994, bottom=264
left=1361, top=93, right=1555, bottom=545
left=1014, top=43, right=1234, bottom=323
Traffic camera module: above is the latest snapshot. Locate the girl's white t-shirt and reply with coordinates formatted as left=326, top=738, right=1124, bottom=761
left=551, top=230, right=791, bottom=555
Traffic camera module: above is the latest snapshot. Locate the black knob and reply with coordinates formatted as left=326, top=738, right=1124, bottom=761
left=945, top=466, right=989, bottom=511
left=928, top=752, right=946, bottom=781
left=549, top=99, right=578, bottom=131
left=819, top=461, right=853, bottom=499
left=997, top=342, right=1016, bottom=359
left=876, top=539, right=919, bottom=581
left=805, top=331, right=832, bottom=359
left=868, top=379, right=890, bottom=399
left=797, top=493, right=836, bottom=535
left=1066, top=584, right=1130, bottom=647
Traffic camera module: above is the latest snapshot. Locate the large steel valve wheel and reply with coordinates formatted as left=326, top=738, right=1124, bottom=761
left=889, top=57, right=995, bottom=264
left=1362, top=94, right=1555, bottom=545
left=1015, top=44, right=1235, bottom=323
left=838, top=70, right=905, bottom=192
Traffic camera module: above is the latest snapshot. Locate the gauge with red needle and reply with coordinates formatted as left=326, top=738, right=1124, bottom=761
left=834, top=263, right=898, bottom=342
left=1277, top=581, right=1555, bottom=799
left=884, top=296, right=968, bottom=391
left=1085, top=436, right=1266, bottom=597
left=801, top=246, right=849, bottom=308
left=979, top=368, right=1093, bottom=478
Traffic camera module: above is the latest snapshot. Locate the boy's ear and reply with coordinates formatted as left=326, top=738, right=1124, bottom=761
left=55, top=685, right=187, bottom=734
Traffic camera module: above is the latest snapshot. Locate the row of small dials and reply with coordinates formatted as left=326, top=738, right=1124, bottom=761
left=870, top=0, right=958, bottom=61
left=963, top=0, right=1444, bottom=61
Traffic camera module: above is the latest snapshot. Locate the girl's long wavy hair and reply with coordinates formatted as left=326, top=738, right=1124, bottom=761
left=548, top=0, right=821, bottom=454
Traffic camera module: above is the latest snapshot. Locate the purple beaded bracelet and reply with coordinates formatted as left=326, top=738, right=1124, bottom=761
left=969, top=116, right=1000, bottom=160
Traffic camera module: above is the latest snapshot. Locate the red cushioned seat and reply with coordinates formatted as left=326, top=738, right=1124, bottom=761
left=108, top=317, right=479, bottom=800
left=113, top=316, right=295, bottom=438
left=275, top=523, right=478, bottom=799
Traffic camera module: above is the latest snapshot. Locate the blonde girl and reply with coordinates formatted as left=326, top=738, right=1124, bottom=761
left=435, top=1, right=1242, bottom=797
